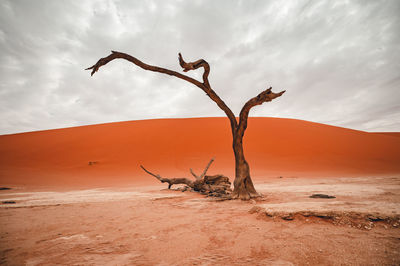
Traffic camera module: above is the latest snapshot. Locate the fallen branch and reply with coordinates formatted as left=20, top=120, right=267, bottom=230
left=140, top=165, right=193, bottom=189
left=141, top=158, right=232, bottom=197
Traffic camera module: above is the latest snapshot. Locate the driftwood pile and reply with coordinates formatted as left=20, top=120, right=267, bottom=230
left=140, top=158, right=232, bottom=198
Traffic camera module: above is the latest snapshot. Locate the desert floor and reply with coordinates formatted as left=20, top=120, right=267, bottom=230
left=1, top=176, right=399, bottom=265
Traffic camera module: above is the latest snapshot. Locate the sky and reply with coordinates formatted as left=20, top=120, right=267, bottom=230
left=1, top=0, right=399, bottom=134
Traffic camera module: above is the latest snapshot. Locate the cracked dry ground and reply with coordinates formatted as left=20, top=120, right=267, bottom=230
left=1, top=176, right=400, bottom=265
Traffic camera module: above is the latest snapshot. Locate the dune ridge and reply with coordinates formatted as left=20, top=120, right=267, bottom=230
left=1, top=117, right=399, bottom=188
left=373, top=132, right=400, bottom=138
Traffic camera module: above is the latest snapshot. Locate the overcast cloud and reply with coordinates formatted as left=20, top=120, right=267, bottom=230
left=1, top=0, right=399, bottom=134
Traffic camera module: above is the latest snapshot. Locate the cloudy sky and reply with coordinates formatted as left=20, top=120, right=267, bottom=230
left=1, top=0, right=399, bottom=134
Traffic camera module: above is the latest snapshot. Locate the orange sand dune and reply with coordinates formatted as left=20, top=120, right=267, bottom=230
left=1, top=117, right=399, bottom=188
left=373, top=132, right=400, bottom=138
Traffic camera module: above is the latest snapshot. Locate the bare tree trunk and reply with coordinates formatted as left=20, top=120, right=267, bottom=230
left=232, top=135, right=258, bottom=199
left=87, top=51, right=285, bottom=200
left=231, top=87, right=285, bottom=199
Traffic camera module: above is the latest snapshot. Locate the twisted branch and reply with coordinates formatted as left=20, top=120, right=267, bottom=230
left=140, top=165, right=193, bottom=189
left=237, top=87, right=285, bottom=137
left=86, top=51, right=237, bottom=135
left=178, top=53, right=210, bottom=87
left=177, top=53, right=237, bottom=133
left=86, top=51, right=203, bottom=87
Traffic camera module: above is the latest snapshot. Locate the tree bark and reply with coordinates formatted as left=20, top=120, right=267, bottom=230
left=231, top=136, right=258, bottom=200
left=87, top=51, right=285, bottom=200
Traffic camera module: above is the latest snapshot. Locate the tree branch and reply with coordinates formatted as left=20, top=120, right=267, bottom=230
left=190, top=168, right=200, bottom=180
left=140, top=165, right=193, bottom=189
left=237, top=87, right=285, bottom=137
left=189, top=157, right=215, bottom=180
left=140, top=165, right=166, bottom=182
left=199, top=157, right=215, bottom=179
left=177, top=53, right=238, bottom=134
left=178, top=53, right=210, bottom=87
left=86, top=51, right=238, bottom=135
left=86, top=51, right=203, bottom=87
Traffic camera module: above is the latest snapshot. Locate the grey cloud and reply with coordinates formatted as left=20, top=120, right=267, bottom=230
left=0, top=0, right=399, bottom=134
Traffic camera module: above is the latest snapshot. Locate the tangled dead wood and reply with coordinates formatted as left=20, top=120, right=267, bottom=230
left=140, top=158, right=232, bottom=198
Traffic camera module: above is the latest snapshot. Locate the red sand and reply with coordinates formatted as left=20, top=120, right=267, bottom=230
left=374, top=132, right=400, bottom=138
left=1, top=117, right=399, bottom=188
left=1, top=117, right=400, bottom=265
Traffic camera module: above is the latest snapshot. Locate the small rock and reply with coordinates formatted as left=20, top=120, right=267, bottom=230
left=364, top=225, right=372, bottom=230
left=368, top=215, right=384, bottom=222
left=316, top=213, right=334, bottom=219
left=248, top=206, right=264, bottom=214
left=281, top=215, right=294, bottom=221
left=0, top=187, right=11, bottom=191
left=309, top=194, right=336, bottom=199
left=2, top=201, right=16, bottom=204
left=265, top=212, right=273, bottom=217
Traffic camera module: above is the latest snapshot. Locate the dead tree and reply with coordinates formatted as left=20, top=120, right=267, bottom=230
left=140, top=158, right=232, bottom=197
left=86, top=51, right=285, bottom=200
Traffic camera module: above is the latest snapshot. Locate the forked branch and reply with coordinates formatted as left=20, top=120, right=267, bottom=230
left=86, top=51, right=237, bottom=135
left=190, top=157, right=215, bottom=180
left=86, top=51, right=203, bottom=87
left=237, top=87, right=285, bottom=137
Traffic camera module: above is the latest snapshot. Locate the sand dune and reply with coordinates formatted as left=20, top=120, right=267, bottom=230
left=374, top=132, right=400, bottom=138
left=1, top=118, right=400, bottom=265
left=1, top=117, right=399, bottom=188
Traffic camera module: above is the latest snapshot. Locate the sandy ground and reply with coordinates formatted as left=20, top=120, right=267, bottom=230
left=1, top=176, right=399, bottom=265
left=1, top=118, right=399, bottom=265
